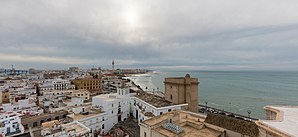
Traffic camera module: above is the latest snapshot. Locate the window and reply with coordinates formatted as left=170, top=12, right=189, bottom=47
left=24, top=124, right=28, bottom=129
left=170, top=95, right=173, bottom=100
left=102, top=124, right=105, bottom=129
left=160, top=112, right=163, bottom=115
left=112, top=111, right=113, bottom=114
left=144, top=132, right=147, bottom=137
left=33, top=122, right=38, bottom=127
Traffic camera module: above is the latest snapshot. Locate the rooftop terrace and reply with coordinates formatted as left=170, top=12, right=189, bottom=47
left=72, top=109, right=103, bottom=120
left=142, top=110, right=224, bottom=137
left=257, top=106, right=298, bottom=136
left=62, top=121, right=91, bottom=135
left=134, top=91, right=176, bottom=108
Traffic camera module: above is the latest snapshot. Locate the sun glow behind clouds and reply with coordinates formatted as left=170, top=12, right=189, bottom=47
left=123, top=5, right=139, bottom=27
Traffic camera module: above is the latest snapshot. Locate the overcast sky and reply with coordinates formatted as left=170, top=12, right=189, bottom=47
left=1, top=0, right=298, bottom=70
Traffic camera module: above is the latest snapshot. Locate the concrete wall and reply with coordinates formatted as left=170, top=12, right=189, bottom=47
left=140, top=124, right=153, bottom=137
left=21, top=111, right=68, bottom=129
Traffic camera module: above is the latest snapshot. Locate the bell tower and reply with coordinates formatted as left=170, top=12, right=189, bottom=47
left=164, top=74, right=199, bottom=113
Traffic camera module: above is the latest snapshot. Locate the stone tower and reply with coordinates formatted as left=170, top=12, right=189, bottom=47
left=164, top=74, right=199, bottom=113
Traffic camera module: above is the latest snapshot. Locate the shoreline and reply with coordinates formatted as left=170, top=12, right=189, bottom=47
left=122, top=72, right=259, bottom=120
left=123, top=72, right=159, bottom=92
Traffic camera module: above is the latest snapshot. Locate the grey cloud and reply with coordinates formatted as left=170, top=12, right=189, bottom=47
left=1, top=0, right=298, bottom=70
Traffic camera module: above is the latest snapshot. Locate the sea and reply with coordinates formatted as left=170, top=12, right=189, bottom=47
left=127, top=71, right=298, bottom=119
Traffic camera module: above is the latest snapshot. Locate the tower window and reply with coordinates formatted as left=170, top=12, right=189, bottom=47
left=170, top=95, right=173, bottom=100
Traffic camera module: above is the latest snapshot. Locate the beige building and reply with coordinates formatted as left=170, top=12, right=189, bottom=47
left=73, top=77, right=102, bottom=95
left=164, top=74, right=199, bottom=113
left=70, top=89, right=90, bottom=101
left=140, top=110, right=260, bottom=137
left=41, top=120, right=91, bottom=137
left=140, top=110, right=225, bottom=137
left=21, top=110, right=68, bottom=130
left=1, top=90, right=10, bottom=104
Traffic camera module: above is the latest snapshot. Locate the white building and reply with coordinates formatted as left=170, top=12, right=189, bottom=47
left=87, top=88, right=188, bottom=135
left=130, top=91, right=188, bottom=123
left=39, top=79, right=75, bottom=93
left=256, top=105, right=298, bottom=137
left=52, top=79, right=75, bottom=91
left=43, top=90, right=72, bottom=98
left=1, top=99, right=36, bottom=112
left=0, top=112, right=25, bottom=136
left=68, top=105, right=108, bottom=135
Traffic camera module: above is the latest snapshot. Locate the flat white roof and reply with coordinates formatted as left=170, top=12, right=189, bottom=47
left=93, top=93, right=122, bottom=102
left=262, top=106, right=298, bottom=136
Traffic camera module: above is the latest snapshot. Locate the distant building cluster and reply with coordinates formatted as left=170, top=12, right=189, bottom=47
left=0, top=66, right=297, bottom=137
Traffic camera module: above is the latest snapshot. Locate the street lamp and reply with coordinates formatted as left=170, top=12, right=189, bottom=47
left=205, top=101, right=208, bottom=113
left=229, top=102, right=232, bottom=112
left=247, top=110, right=251, bottom=118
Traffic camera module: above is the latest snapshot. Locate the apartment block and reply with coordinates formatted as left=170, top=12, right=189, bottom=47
left=73, top=77, right=102, bottom=95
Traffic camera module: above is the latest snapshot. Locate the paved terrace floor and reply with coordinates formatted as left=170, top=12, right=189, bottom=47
left=134, top=91, right=176, bottom=108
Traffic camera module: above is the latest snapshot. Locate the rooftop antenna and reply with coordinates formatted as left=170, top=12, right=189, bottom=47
left=11, top=65, right=16, bottom=75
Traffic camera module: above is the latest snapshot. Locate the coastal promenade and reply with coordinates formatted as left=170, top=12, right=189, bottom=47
left=125, top=76, right=259, bottom=122
left=199, top=104, right=258, bottom=121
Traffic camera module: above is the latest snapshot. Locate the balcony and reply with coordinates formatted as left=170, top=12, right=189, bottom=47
left=5, top=129, right=22, bottom=136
